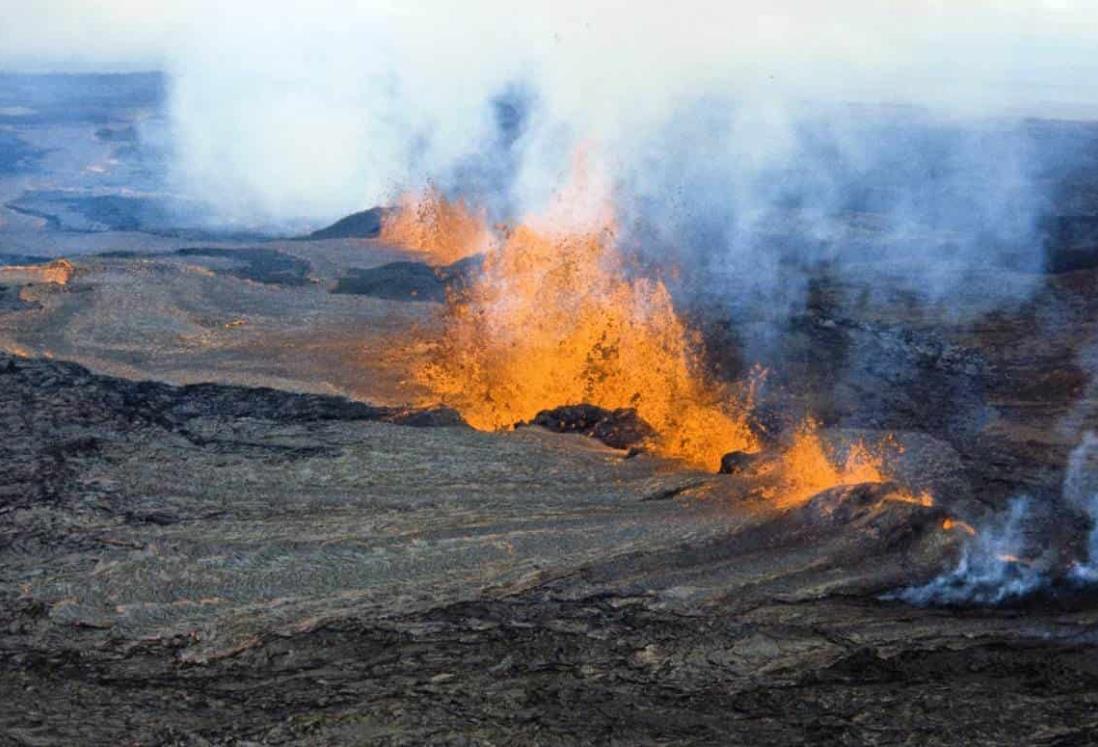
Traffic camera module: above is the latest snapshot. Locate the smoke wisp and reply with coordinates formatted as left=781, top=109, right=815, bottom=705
left=894, top=432, right=1098, bottom=606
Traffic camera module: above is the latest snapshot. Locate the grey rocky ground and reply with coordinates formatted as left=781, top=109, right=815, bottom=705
left=2, top=351, right=1098, bottom=745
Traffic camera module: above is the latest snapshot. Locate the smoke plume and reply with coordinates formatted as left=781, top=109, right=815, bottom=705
left=153, top=3, right=1098, bottom=313
left=7, top=4, right=1098, bottom=304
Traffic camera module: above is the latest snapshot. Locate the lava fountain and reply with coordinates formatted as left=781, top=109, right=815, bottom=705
left=390, top=167, right=923, bottom=492
left=380, top=187, right=490, bottom=264
left=757, top=419, right=933, bottom=508
left=403, top=172, right=756, bottom=469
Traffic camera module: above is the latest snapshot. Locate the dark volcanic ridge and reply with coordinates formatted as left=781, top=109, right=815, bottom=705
left=1, top=351, right=463, bottom=511
left=332, top=254, right=482, bottom=302
left=301, top=206, right=389, bottom=240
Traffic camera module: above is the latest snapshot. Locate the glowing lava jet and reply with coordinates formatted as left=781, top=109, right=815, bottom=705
left=380, top=187, right=490, bottom=264
left=380, top=172, right=754, bottom=469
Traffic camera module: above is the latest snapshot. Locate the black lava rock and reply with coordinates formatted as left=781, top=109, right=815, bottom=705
left=718, top=450, right=761, bottom=475
left=530, top=404, right=655, bottom=450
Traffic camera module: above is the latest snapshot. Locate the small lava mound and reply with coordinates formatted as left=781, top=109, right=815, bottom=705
left=303, top=206, right=389, bottom=240
left=795, top=481, right=943, bottom=530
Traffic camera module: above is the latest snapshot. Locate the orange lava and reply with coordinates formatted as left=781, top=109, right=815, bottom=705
left=395, top=165, right=939, bottom=499
left=890, top=489, right=936, bottom=507
left=942, top=517, right=977, bottom=536
left=756, top=419, right=887, bottom=506
left=380, top=187, right=490, bottom=264
left=755, top=419, right=933, bottom=508
left=413, top=186, right=755, bottom=469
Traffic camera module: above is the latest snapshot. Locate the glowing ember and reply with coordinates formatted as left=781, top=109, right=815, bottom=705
left=888, top=488, right=936, bottom=507
left=942, top=517, right=977, bottom=536
left=413, top=185, right=755, bottom=469
left=380, top=187, right=490, bottom=264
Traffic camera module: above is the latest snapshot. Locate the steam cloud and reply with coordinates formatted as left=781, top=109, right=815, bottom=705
left=152, top=2, right=1098, bottom=310
left=891, top=497, right=1048, bottom=606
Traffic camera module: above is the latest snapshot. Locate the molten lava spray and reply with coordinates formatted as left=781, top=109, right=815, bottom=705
left=767, top=420, right=887, bottom=506
left=380, top=188, right=490, bottom=264
left=397, top=170, right=925, bottom=489
left=411, top=175, right=755, bottom=469
left=758, top=420, right=933, bottom=508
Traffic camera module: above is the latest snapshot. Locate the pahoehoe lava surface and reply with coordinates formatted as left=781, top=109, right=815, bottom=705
left=3, top=353, right=1098, bottom=745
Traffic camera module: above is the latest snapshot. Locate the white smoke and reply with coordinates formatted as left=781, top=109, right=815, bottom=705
left=6, top=2, right=1098, bottom=305
left=891, top=497, right=1047, bottom=606
left=149, top=1, right=1098, bottom=315
left=895, top=432, right=1098, bottom=606
left=1065, top=431, right=1098, bottom=581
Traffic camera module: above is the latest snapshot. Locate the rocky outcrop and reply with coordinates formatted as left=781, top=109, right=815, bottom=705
left=0, top=258, right=73, bottom=285
left=528, top=403, right=656, bottom=450
left=304, top=207, right=388, bottom=240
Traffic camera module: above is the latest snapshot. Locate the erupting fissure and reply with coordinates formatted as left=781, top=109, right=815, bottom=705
left=425, top=225, right=758, bottom=468
left=761, top=420, right=900, bottom=507
left=391, top=185, right=929, bottom=501
left=394, top=182, right=755, bottom=469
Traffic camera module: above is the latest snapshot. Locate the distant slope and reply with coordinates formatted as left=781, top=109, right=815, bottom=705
left=303, top=207, right=389, bottom=240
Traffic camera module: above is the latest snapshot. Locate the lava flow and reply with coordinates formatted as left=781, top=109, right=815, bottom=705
left=764, top=420, right=891, bottom=506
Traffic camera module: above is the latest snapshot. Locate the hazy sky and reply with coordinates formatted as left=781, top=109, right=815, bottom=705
left=5, top=1, right=1098, bottom=226
left=3, top=1, right=1098, bottom=118
left=2, top=2, right=1097, bottom=77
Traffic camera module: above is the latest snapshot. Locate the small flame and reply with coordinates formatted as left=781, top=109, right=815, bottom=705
left=380, top=187, right=490, bottom=264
